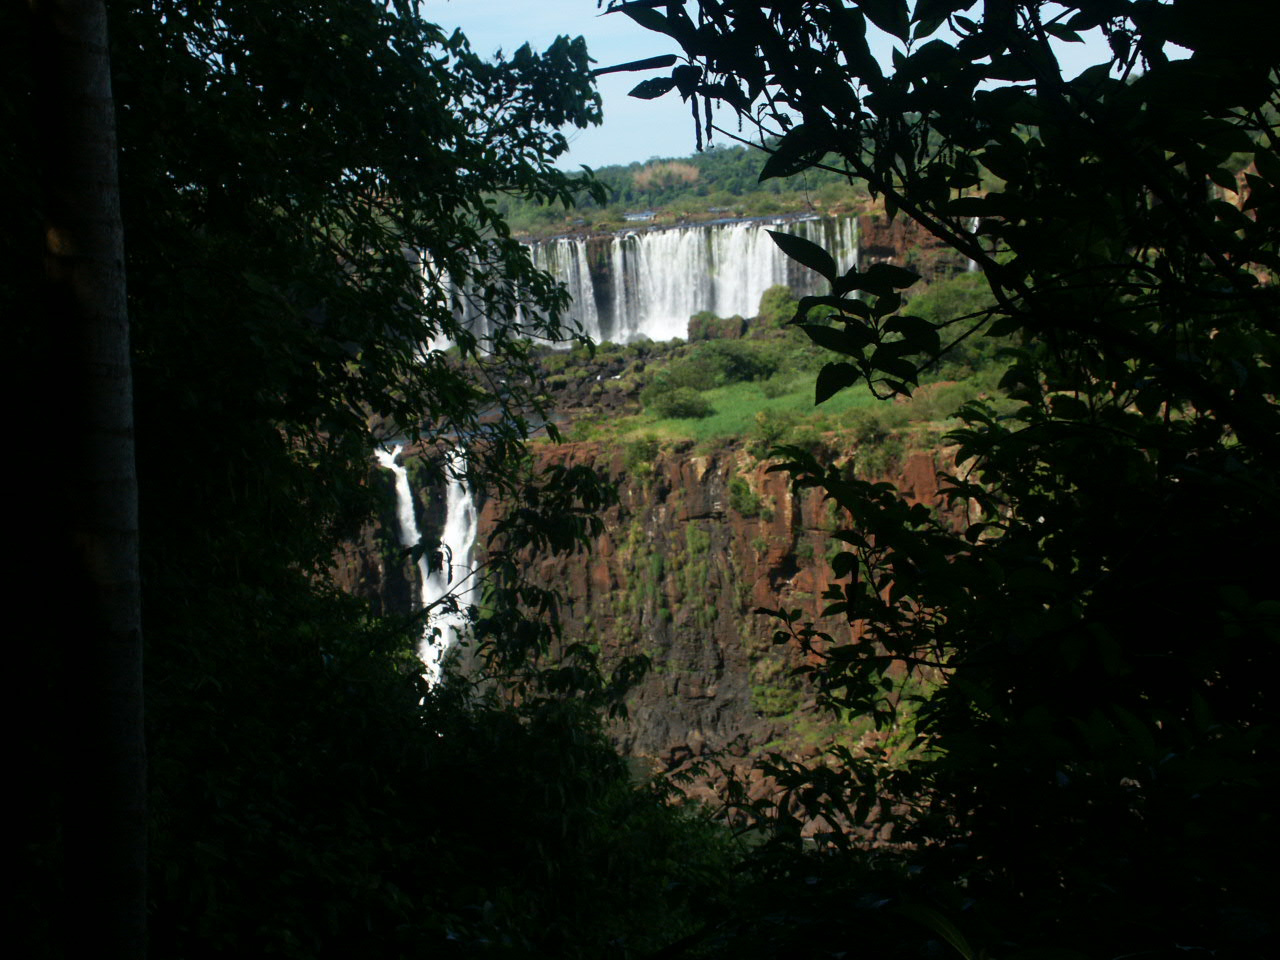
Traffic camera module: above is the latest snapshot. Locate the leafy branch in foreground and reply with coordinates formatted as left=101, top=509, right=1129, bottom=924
left=622, top=1, right=1280, bottom=955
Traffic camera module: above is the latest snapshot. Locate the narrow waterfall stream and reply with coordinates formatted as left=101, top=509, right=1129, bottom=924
left=419, top=450, right=479, bottom=684
left=374, top=445, right=479, bottom=686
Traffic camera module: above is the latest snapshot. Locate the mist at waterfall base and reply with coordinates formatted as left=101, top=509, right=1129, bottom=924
left=373, top=446, right=479, bottom=687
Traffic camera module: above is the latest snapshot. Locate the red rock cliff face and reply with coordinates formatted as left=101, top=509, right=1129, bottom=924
left=489, top=439, right=957, bottom=787
left=337, top=437, right=958, bottom=797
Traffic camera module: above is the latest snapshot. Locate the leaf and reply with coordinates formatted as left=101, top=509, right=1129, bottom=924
left=871, top=290, right=902, bottom=319
left=800, top=322, right=876, bottom=357
left=617, top=5, right=673, bottom=37
left=1254, top=147, right=1280, bottom=183
left=898, top=904, right=976, bottom=960
left=591, top=54, right=678, bottom=77
left=795, top=294, right=871, bottom=322
left=859, top=0, right=911, bottom=42
left=830, top=551, right=858, bottom=579
left=1048, top=394, right=1089, bottom=420
left=869, top=352, right=920, bottom=383
left=815, top=362, right=862, bottom=404
left=912, top=14, right=948, bottom=42
left=884, top=313, right=941, bottom=354
left=697, top=80, right=750, bottom=113
left=836, top=261, right=920, bottom=297
left=672, top=64, right=702, bottom=98
left=758, top=123, right=826, bottom=181
left=1044, top=23, right=1084, bottom=43
left=1207, top=165, right=1238, bottom=192
left=767, top=229, right=838, bottom=282
left=987, top=314, right=1021, bottom=337
left=629, top=76, right=677, bottom=99
left=944, top=195, right=993, bottom=215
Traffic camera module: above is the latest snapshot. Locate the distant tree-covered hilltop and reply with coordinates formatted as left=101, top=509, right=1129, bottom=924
left=495, top=142, right=872, bottom=237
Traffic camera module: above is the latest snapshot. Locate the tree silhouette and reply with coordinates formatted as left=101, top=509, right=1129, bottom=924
left=615, top=1, right=1279, bottom=953
left=27, top=2, right=143, bottom=956
left=11, top=3, right=734, bottom=956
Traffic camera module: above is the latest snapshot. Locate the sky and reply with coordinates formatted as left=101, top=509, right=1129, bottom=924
left=426, top=1, right=1119, bottom=172
left=426, top=0, right=726, bottom=169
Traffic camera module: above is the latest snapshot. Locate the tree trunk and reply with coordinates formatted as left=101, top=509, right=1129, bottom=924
left=29, top=1, right=145, bottom=956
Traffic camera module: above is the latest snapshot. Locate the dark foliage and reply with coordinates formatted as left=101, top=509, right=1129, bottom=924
left=617, top=0, right=1280, bottom=955
left=9, top=2, right=736, bottom=956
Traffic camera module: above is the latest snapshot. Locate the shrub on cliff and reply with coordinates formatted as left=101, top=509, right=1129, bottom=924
left=727, top=475, right=761, bottom=517
left=749, top=407, right=800, bottom=457
left=624, top=434, right=661, bottom=477
left=696, top=339, right=780, bottom=385
left=689, top=310, right=746, bottom=340
left=645, top=385, right=714, bottom=419
left=755, top=284, right=798, bottom=329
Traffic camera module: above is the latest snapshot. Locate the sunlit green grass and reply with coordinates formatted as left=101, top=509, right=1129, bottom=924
left=614, top=374, right=884, bottom=443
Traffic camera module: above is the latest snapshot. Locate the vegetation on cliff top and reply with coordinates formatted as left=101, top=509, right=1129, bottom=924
left=493, top=140, right=874, bottom=237
left=544, top=271, right=1012, bottom=470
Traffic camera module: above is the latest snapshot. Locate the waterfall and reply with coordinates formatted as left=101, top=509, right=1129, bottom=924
left=373, top=445, right=479, bottom=686
left=434, top=214, right=859, bottom=348
left=420, top=450, right=479, bottom=685
left=528, top=238, right=603, bottom=341
left=527, top=214, right=859, bottom=344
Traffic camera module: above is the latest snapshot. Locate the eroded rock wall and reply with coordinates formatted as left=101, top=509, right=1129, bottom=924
left=338, top=436, right=956, bottom=800
left=495, top=440, right=956, bottom=789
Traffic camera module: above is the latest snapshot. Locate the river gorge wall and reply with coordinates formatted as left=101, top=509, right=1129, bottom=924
left=337, top=436, right=959, bottom=798
left=516, top=440, right=955, bottom=784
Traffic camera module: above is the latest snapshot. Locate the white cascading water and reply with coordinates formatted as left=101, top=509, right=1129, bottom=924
left=528, top=214, right=858, bottom=344
left=373, top=445, right=479, bottom=686
left=528, top=237, right=603, bottom=341
left=448, top=214, right=858, bottom=347
left=420, top=449, right=479, bottom=683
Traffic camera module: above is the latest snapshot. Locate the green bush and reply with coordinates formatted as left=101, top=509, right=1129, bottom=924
left=695, top=339, right=779, bottom=385
left=756, top=284, right=799, bottom=328
left=651, top=339, right=778, bottom=394
left=846, top=403, right=910, bottom=444
left=689, top=311, right=746, bottom=341
left=788, top=422, right=827, bottom=457
left=906, top=380, right=977, bottom=422
left=648, top=386, right=714, bottom=419
left=758, top=375, right=792, bottom=399
left=624, top=434, right=661, bottom=476
left=751, top=407, right=801, bottom=456
left=728, top=476, right=761, bottom=517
